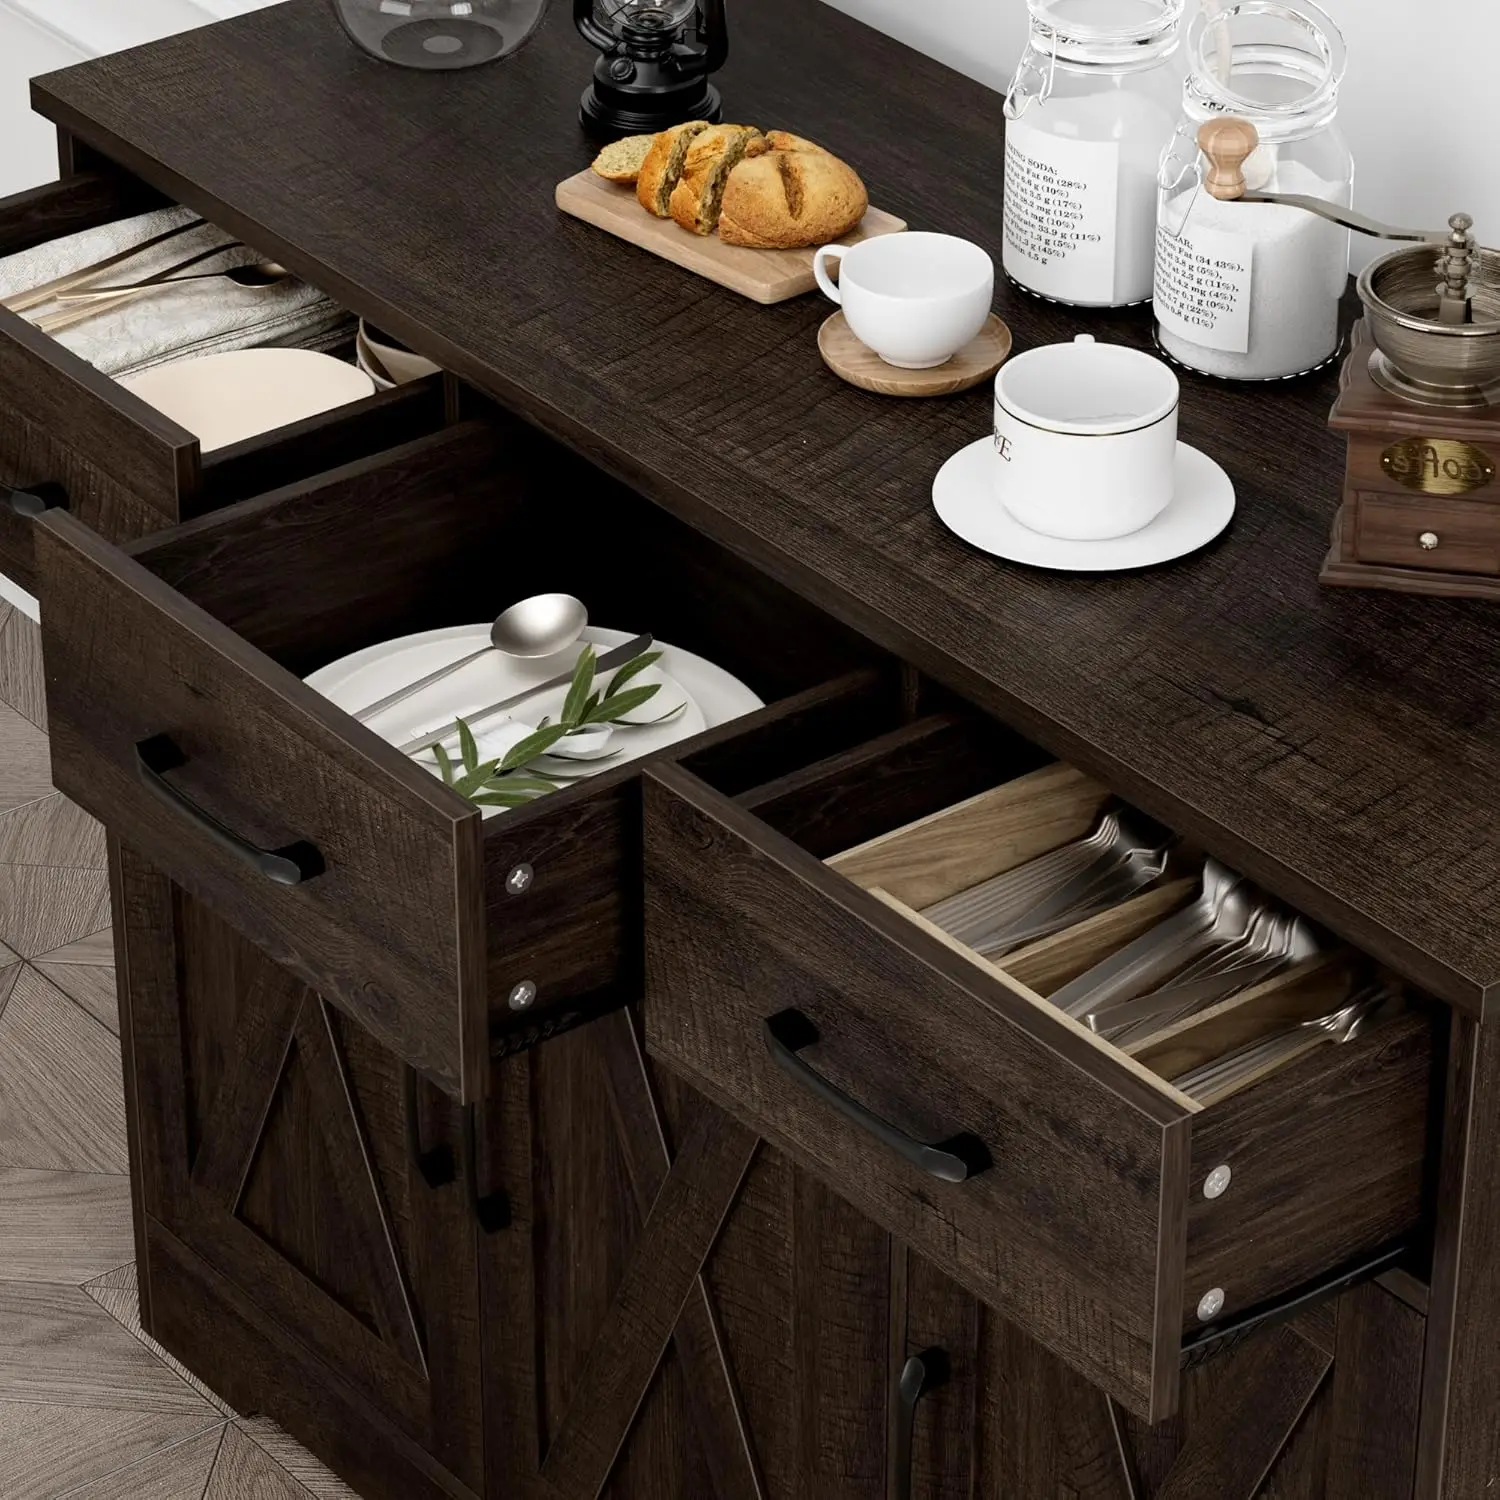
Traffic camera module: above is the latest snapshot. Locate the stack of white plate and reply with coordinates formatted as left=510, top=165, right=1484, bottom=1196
left=121, top=347, right=375, bottom=451
left=307, top=624, right=762, bottom=818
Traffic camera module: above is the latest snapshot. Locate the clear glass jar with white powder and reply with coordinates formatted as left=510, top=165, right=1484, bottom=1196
left=1153, top=0, right=1352, bottom=380
left=1003, top=0, right=1186, bottom=308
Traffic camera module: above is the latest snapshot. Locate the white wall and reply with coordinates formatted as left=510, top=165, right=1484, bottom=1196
left=821, top=0, right=1500, bottom=258
left=0, top=10, right=84, bottom=198
left=0, top=0, right=286, bottom=198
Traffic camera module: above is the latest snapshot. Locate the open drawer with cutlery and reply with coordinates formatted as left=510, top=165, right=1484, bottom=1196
left=0, top=163, right=449, bottom=595
left=641, top=734, right=1440, bottom=1422
left=31, top=410, right=1038, bottom=1102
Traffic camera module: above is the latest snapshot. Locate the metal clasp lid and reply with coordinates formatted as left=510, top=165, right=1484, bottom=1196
left=1004, top=34, right=1059, bottom=120
left=1156, top=118, right=1205, bottom=240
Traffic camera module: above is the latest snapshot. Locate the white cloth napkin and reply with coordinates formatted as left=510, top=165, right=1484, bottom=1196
left=0, top=205, right=354, bottom=377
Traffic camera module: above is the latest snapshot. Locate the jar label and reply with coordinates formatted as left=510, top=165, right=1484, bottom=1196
left=1002, top=120, right=1119, bottom=303
left=1153, top=221, right=1254, bottom=354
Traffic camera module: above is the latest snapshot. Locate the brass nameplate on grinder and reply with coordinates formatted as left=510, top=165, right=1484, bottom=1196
left=1380, top=438, right=1496, bottom=496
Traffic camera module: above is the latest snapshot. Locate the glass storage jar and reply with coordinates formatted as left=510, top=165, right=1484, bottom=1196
left=1002, top=0, right=1186, bottom=308
left=331, top=0, right=546, bottom=69
left=1153, top=0, right=1352, bottom=380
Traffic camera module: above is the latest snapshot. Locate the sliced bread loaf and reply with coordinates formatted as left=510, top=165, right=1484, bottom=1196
left=591, top=133, right=657, bottom=184
left=717, top=142, right=868, bottom=249
left=636, top=121, right=711, bottom=217
left=668, top=125, right=765, bottom=236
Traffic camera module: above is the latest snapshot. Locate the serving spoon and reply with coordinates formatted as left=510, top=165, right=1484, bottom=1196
left=351, top=594, right=589, bottom=723
left=55, top=259, right=293, bottom=301
left=35, top=259, right=296, bottom=337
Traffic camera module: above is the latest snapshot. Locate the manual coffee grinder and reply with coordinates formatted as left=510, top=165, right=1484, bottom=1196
left=1197, top=119, right=1500, bottom=598
left=1323, top=218, right=1500, bottom=597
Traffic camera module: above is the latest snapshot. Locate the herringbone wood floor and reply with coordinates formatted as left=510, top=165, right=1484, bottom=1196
left=0, top=603, right=360, bottom=1498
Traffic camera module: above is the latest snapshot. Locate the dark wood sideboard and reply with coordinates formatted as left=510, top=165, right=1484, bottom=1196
left=3, top=1, right=1498, bottom=1496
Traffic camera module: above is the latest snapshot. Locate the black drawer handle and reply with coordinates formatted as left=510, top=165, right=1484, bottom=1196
left=5, top=481, right=67, bottom=517
left=895, top=1348, right=949, bottom=1500
left=762, top=1009, right=989, bottom=1183
left=135, top=734, right=323, bottom=886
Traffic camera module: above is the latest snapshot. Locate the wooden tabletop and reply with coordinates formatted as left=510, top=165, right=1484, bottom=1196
left=30, top=0, right=1500, bottom=1012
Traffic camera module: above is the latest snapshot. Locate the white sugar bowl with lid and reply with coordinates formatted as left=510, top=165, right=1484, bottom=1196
left=992, top=334, right=1181, bottom=540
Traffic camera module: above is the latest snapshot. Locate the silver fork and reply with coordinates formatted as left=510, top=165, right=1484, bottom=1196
left=920, top=807, right=1119, bottom=945
left=1172, top=987, right=1395, bottom=1100
left=974, top=812, right=1176, bottom=957
left=1098, top=913, right=1321, bottom=1047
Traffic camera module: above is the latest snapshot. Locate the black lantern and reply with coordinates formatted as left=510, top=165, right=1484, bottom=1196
left=575, top=0, right=728, bottom=138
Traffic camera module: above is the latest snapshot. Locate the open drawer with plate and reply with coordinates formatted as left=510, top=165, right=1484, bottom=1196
left=32, top=411, right=1040, bottom=1103
left=0, top=162, right=449, bottom=595
left=641, top=727, right=1440, bottom=1422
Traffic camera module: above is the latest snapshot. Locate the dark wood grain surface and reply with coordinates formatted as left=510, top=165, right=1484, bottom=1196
left=39, top=510, right=490, bottom=1101
left=1182, top=1007, right=1434, bottom=1331
left=642, top=762, right=1191, bottom=1420
left=115, top=845, right=489, bottom=1499
left=29, top=0, right=1500, bottom=1012
left=1152, top=1325, right=1331, bottom=1500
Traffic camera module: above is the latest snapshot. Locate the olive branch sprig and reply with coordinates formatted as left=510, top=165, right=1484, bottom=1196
left=425, top=645, right=683, bottom=809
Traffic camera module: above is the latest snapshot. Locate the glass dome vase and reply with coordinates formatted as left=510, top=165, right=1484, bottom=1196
left=332, top=0, right=547, bottom=70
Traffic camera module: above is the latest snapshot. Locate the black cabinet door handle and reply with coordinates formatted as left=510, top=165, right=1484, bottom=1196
left=461, top=1100, right=511, bottom=1233
left=403, top=1065, right=509, bottom=1231
left=5, top=481, right=67, bottom=517
left=894, top=1347, right=949, bottom=1500
left=135, top=734, right=323, bottom=886
left=762, top=1009, right=989, bottom=1183
left=403, top=1065, right=455, bottom=1188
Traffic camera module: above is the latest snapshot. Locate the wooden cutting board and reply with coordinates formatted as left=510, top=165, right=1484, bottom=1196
left=556, top=169, right=907, bottom=305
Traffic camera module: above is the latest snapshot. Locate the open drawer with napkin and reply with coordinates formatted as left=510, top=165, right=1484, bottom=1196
left=0, top=163, right=449, bottom=596
left=25, top=409, right=1014, bottom=1102
left=641, top=732, right=1439, bottom=1423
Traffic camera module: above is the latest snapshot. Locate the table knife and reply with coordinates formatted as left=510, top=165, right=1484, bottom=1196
left=397, top=634, right=653, bottom=756
left=2, top=217, right=207, bottom=315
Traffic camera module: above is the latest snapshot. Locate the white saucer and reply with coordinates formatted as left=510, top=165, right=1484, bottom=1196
left=932, top=439, right=1236, bottom=572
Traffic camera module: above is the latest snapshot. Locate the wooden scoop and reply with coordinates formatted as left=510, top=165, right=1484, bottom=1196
left=1198, top=117, right=1260, bottom=201
left=1195, top=115, right=1474, bottom=284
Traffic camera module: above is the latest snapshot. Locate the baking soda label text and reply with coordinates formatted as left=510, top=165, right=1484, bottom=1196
left=1002, top=121, right=1119, bottom=304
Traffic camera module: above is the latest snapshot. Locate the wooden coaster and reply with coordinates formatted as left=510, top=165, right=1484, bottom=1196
left=818, top=312, right=1012, bottom=397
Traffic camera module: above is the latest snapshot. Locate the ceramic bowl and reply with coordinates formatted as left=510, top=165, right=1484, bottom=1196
left=120, top=348, right=375, bottom=451
left=358, top=319, right=442, bottom=384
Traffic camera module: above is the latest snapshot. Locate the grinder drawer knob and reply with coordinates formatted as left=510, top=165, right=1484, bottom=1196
left=1419, top=531, right=1440, bottom=550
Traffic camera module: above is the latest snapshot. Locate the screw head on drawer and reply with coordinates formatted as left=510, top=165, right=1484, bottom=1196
left=1419, top=531, right=1440, bottom=550
left=1203, top=1164, right=1232, bottom=1200
left=505, top=863, right=534, bottom=896
left=508, top=980, right=538, bottom=1011
left=1197, top=1287, right=1225, bottom=1322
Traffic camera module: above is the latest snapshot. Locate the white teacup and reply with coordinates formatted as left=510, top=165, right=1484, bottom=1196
left=813, top=232, right=994, bottom=370
left=993, top=336, right=1180, bottom=541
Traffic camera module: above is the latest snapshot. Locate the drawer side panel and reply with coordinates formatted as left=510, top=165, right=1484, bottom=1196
left=1183, top=1008, right=1434, bottom=1331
